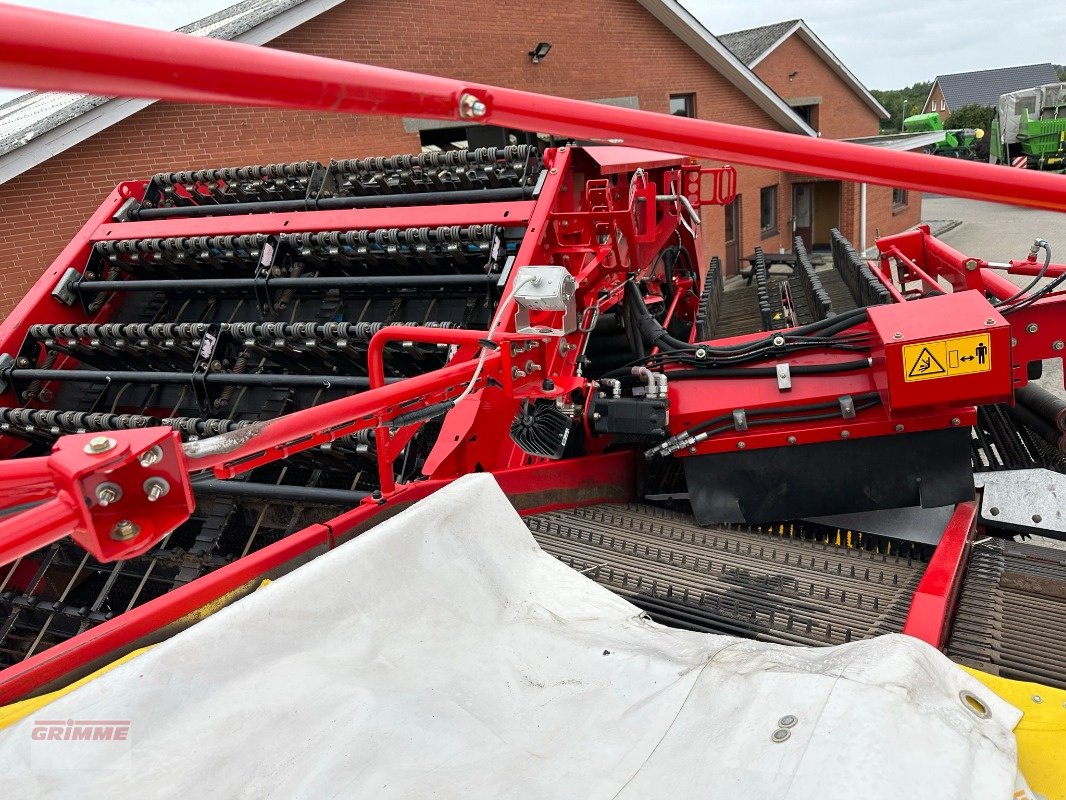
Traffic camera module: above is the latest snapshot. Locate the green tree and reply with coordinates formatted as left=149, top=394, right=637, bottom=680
left=944, top=104, right=995, bottom=131
left=870, top=80, right=934, bottom=133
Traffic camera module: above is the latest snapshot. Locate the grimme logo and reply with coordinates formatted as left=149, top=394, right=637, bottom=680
left=31, top=718, right=131, bottom=741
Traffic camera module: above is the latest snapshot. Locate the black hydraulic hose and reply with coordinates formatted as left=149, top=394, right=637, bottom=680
left=127, top=186, right=533, bottom=220
left=662, top=358, right=872, bottom=379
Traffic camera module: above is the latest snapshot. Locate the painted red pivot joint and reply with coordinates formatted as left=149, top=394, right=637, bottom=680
left=0, top=428, right=193, bottom=566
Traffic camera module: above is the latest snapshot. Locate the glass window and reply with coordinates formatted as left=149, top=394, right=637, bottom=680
left=794, top=104, right=818, bottom=130
left=760, top=185, right=778, bottom=233
left=893, top=188, right=908, bottom=208
left=669, top=93, right=695, bottom=117
left=940, top=99, right=946, bottom=111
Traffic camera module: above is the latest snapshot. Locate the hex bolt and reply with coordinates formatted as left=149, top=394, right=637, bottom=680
left=778, top=715, right=798, bottom=728
left=694, top=348, right=707, bottom=359
left=95, top=482, right=122, bottom=507
left=458, top=93, right=487, bottom=118
left=895, top=424, right=905, bottom=433
left=840, top=430, right=850, bottom=438
left=688, top=446, right=697, bottom=454
left=1026, top=323, right=1039, bottom=334
left=985, top=318, right=996, bottom=326
left=110, top=520, right=140, bottom=541
left=143, top=477, right=170, bottom=502
left=892, top=332, right=903, bottom=340
left=138, top=445, right=163, bottom=468
left=950, top=417, right=960, bottom=426
left=787, top=436, right=797, bottom=444
left=592, top=412, right=602, bottom=421
left=1054, top=340, right=1064, bottom=351
left=771, top=729, right=790, bottom=743
left=965, top=259, right=978, bottom=271
left=736, top=441, right=746, bottom=449
left=85, top=435, right=116, bottom=454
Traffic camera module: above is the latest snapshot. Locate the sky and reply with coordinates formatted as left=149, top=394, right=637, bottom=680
left=1, top=0, right=1064, bottom=104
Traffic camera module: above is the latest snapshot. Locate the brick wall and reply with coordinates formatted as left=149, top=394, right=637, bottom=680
left=840, top=181, right=921, bottom=253
left=752, top=33, right=880, bottom=140
left=0, top=0, right=805, bottom=314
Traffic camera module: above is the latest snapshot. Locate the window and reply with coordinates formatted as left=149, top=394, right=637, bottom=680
left=892, top=188, right=908, bottom=209
left=794, top=104, right=818, bottom=130
left=760, top=185, right=778, bottom=235
left=669, top=93, right=695, bottom=117
left=940, top=99, right=946, bottom=111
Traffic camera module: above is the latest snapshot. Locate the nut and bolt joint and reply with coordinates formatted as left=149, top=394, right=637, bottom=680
left=85, top=435, right=116, bottom=454
left=110, top=520, right=140, bottom=541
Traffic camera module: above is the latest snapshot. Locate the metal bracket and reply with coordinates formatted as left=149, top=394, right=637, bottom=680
left=732, top=409, right=748, bottom=431
left=51, top=267, right=81, bottom=307
left=974, top=468, right=1066, bottom=537
left=252, top=236, right=281, bottom=318
left=839, top=395, right=856, bottom=419
left=0, top=353, right=13, bottom=394
left=775, top=362, right=792, bottom=392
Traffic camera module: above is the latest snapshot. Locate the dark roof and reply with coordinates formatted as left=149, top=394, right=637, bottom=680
left=718, top=20, right=798, bottom=66
left=0, top=0, right=309, bottom=160
left=936, top=63, right=1059, bottom=110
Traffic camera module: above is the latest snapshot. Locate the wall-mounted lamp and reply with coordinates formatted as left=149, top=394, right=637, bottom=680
left=529, top=42, right=552, bottom=64
left=788, top=71, right=799, bottom=81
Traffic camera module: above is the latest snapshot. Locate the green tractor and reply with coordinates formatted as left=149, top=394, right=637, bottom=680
left=990, top=83, right=1066, bottom=172
left=902, top=112, right=983, bottom=159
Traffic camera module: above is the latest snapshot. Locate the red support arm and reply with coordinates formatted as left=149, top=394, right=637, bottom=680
left=2, top=4, right=1066, bottom=211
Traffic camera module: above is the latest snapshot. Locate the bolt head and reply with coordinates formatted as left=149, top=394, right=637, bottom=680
left=985, top=318, right=996, bottom=326
left=840, top=430, right=850, bottom=439
left=771, top=728, right=790, bottom=743
left=965, top=259, right=978, bottom=271
left=778, top=714, right=798, bottom=728
left=951, top=417, right=960, bottom=426
left=736, top=441, right=746, bottom=449
left=85, top=435, right=116, bottom=454
left=1032, top=695, right=1042, bottom=703
left=892, top=332, right=903, bottom=340
left=1026, top=323, right=1039, bottom=334
left=787, top=436, right=797, bottom=444
left=144, top=477, right=170, bottom=502
left=895, top=424, right=905, bottom=433
left=110, top=520, right=140, bottom=541
left=1054, top=340, right=1065, bottom=351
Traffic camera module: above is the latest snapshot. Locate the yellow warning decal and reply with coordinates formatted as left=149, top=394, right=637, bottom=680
left=903, top=333, right=991, bottom=382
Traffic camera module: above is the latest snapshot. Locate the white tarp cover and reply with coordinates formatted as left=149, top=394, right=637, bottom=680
left=0, top=474, right=1031, bottom=798
left=998, top=82, right=1066, bottom=147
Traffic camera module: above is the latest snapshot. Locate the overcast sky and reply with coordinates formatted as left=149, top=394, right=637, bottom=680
left=1, top=0, right=1064, bottom=103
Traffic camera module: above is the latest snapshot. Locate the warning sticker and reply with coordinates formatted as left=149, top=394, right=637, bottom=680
left=903, top=334, right=991, bottom=382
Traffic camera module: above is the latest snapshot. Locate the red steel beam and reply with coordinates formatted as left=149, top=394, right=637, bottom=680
left=2, top=4, right=1066, bottom=211
left=90, top=202, right=535, bottom=241
left=902, top=501, right=977, bottom=649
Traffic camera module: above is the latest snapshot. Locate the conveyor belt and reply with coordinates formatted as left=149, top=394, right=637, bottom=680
left=814, top=267, right=859, bottom=313
left=947, top=537, right=1066, bottom=689
left=526, top=503, right=929, bottom=647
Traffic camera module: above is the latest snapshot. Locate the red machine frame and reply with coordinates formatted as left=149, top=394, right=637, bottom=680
left=0, top=3, right=1064, bottom=701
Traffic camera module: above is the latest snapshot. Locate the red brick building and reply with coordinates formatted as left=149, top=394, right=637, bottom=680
left=720, top=19, right=919, bottom=261
left=0, top=0, right=918, bottom=316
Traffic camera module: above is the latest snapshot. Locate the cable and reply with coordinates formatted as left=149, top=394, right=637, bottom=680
left=996, top=239, right=1051, bottom=307
left=388, top=273, right=539, bottom=429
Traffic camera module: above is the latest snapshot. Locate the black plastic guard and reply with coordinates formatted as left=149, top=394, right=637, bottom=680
left=682, top=427, right=975, bottom=525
